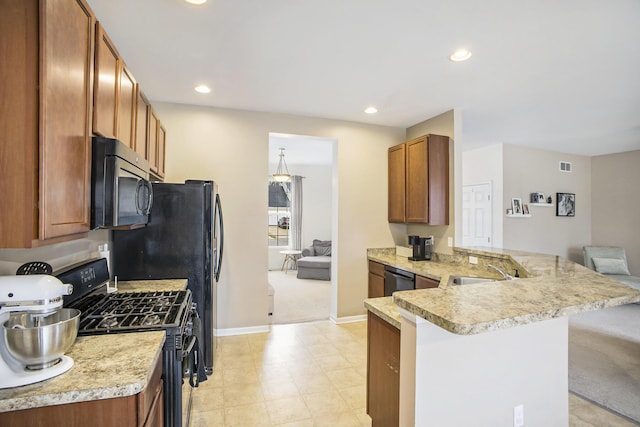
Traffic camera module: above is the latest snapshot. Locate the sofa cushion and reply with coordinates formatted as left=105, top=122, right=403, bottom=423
left=297, top=255, right=331, bottom=269
left=593, top=257, right=630, bottom=275
left=312, top=239, right=332, bottom=256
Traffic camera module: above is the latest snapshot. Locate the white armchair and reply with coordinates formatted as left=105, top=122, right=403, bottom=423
left=583, top=246, right=640, bottom=291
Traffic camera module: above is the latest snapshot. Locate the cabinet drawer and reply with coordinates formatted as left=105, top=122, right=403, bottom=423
left=368, top=260, right=385, bottom=277
left=416, top=275, right=440, bottom=289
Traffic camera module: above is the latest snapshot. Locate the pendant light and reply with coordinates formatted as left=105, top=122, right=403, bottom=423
left=272, top=148, right=291, bottom=182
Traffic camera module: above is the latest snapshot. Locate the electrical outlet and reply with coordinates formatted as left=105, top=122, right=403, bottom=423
left=447, top=237, right=453, bottom=247
left=469, top=256, right=478, bottom=265
left=514, top=404, right=524, bottom=427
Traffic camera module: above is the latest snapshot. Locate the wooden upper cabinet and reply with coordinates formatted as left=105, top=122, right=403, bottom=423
left=0, top=0, right=94, bottom=247
left=147, top=107, right=159, bottom=174
left=388, top=144, right=406, bottom=223
left=405, top=137, right=429, bottom=223
left=117, top=62, right=136, bottom=149
left=388, top=135, right=450, bottom=225
left=134, top=86, right=149, bottom=159
left=39, top=0, right=95, bottom=241
left=93, top=22, right=119, bottom=138
left=156, top=124, right=166, bottom=179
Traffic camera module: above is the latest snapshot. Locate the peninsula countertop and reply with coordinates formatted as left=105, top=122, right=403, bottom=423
left=366, top=247, right=640, bottom=335
left=0, top=279, right=187, bottom=413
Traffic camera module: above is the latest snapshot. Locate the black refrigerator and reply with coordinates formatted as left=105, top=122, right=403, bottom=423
left=112, top=180, right=223, bottom=375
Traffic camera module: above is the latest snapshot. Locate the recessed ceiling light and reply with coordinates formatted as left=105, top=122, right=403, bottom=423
left=194, top=85, right=211, bottom=94
left=185, top=0, right=207, bottom=5
left=449, top=48, right=472, bottom=62
left=364, top=106, right=378, bottom=114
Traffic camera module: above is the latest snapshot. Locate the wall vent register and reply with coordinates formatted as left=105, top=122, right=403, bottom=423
left=559, top=161, right=572, bottom=172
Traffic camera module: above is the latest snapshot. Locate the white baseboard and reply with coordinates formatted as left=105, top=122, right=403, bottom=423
left=330, top=314, right=367, bottom=324
left=214, top=325, right=270, bottom=337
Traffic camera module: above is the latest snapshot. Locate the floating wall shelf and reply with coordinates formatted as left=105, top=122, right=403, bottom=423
left=506, top=214, right=532, bottom=218
left=530, top=203, right=553, bottom=207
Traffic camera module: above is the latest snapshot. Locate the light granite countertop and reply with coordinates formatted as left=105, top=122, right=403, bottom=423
left=366, top=247, right=640, bottom=335
left=0, top=279, right=187, bottom=413
left=116, top=278, right=188, bottom=293
left=364, top=297, right=401, bottom=329
left=0, top=331, right=165, bottom=413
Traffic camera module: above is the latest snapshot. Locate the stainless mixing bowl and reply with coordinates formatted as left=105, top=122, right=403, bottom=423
left=3, top=308, right=80, bottom=369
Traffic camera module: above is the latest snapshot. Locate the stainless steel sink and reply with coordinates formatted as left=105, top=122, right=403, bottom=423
left=449, top=276, right=501, bottom=285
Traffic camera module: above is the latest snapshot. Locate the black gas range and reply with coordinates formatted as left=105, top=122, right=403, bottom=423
left=59, top=258, right=204, bottom=427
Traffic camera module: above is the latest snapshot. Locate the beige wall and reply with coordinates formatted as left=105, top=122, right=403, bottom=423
left=405, top=110, right=456, bottom=254
left=591, top=150, right=640, bottom=275
left=502, top=145, right=591, bottom=263
left=156, top=103, right=404, bottom=329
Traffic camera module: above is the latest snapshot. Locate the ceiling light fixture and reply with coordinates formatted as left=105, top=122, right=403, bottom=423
left=449, top=48, right=472, bottom=62
left=184, top=0, right=207, bottom=5
left=272, top=148, right=291, bottom=182
left=364, top=106, right=378, bottom=114
left=194, top=85, right=211, bottom=94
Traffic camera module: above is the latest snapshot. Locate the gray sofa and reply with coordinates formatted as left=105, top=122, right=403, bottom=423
left=297, top=239, right=331, bottom=280
left=583, top=246, right=640, bottom=291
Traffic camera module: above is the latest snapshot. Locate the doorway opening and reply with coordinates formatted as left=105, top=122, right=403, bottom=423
left=267, top=133, right=336, bottom=324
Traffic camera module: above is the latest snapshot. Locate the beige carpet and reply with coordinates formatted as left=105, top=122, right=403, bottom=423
left=569, top=303, right=640, bottom=423
left=268, top=270, right=331, bottom=324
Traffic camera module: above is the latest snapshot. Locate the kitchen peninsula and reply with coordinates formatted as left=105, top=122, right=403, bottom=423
left=365, top=247, right=640, bottom=427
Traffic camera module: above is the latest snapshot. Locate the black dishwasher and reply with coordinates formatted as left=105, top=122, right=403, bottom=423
left=384, top=266, right=415, bottom=296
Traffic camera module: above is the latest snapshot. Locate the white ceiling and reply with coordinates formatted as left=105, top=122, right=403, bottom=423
left=87, top=0, right=640, bottom=156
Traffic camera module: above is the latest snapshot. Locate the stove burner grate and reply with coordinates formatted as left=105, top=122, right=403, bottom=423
left=75, top=290, right=189, bottom=334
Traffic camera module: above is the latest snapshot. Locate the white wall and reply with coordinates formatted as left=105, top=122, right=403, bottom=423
left=156, top=103, right=404, bottom=329
left=462, top=144, right=504, bottom=248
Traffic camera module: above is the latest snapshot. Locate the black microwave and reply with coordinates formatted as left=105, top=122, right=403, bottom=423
left=91, top=137, right=153, bottom=229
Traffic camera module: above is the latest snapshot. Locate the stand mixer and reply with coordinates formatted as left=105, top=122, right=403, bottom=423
left=0, top=275, right=76, bottom=389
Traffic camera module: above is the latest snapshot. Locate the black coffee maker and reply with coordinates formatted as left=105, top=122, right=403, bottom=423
left=408, top=235, right=433, bottom=261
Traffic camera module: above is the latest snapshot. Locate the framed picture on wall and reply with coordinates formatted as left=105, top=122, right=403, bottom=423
left=511, top=198, right=523, bottom=215
left=556, top=193, right=575, bottom=217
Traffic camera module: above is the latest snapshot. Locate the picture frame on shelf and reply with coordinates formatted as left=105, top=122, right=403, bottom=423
left=523, top=204, right=530, bottom=215
left=537, top=193, right=546, bottom=203
left=511, top=198, right=523, bottom=215
left=530, top=192, right=545, bottom=203
left=556, top=193, right=575, bottom=217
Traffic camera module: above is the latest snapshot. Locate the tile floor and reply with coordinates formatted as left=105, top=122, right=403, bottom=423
left=189, top=320, right=637, bottom=427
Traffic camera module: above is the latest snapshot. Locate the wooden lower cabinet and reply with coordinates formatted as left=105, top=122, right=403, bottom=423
left=416, top=274, right=440, bottom=289
left=368, top=261, right=385, bottom=298
left=367, top=311, right=400, bottom=427
left=0, top=356, right=163, bottom=427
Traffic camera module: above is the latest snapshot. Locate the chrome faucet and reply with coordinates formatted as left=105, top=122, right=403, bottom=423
left=487, top=264, right=515, bottom=280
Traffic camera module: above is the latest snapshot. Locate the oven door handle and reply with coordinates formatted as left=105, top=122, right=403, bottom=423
left=182, top=335, right=197, bottom=359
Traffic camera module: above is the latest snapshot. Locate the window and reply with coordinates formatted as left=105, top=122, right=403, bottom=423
left=268, top=181, right=290, bottom=247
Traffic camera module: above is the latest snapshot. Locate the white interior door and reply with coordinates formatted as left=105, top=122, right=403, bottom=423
left=462, top=183, right=492, bottom=247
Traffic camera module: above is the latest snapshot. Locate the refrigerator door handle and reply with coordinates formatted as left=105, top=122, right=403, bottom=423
left=214, top=193, right=224, bottom=282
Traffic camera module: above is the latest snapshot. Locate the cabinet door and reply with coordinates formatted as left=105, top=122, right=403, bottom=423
left=40, top=0, right=94, bottom=240
left=117, top=63, right=137, bottom=149
left=368, top=272, right=385, bottom=298
left=367, top=311, right=400, bottom=427
left=147, top=107, right=159, bottom=174
left=405, top=136, right=429, bottom=223
left=93, top=22, right=119, bottom=138
left=388, top=144, right=406, bottom=223
left=427, top=134, right=450, bottom=225
left=134, top=86, right=149, bottom=159
left=156, top=124, right=166, bottom=179
left=0, top=0, right=39, bottom=247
